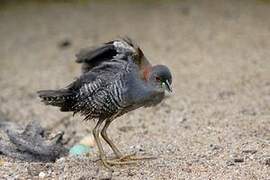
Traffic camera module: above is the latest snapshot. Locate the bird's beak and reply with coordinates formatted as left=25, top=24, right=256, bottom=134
left=164, top=80, right=172, bottom=92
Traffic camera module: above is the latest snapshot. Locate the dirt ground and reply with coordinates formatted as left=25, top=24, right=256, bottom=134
left=0, top=0, right=270, bottom=179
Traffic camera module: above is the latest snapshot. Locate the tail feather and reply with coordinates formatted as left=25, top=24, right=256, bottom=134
left=37, top=89, right=76, bottom=112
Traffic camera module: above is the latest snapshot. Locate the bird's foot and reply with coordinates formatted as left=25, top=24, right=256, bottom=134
left=98, top=154, right=156, bottom=170
left=100, top=158, right=136, bottom=170
left=117, top=152, right=157, bottom=162
left=101, top=159, right=114, bottom=170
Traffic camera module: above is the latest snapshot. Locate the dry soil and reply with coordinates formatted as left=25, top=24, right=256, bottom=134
left=0, top=0, right=269, bottom=179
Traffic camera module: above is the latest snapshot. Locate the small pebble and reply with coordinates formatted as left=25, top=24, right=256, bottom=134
left=209, top=144, right=222, bottom=151
left=0, top=159, right=4, bottom=166
left=58, top=39, right=71, bottom=49
left=98, top=169, right=112, bottom=180
left=56, top=157, right=66, bottom=163
left=39, top=172, right=46, bottom=178
left=234, top=158, right=244, bottom=163
left=265, top=158, right=270, bottom=166
left=226, top=160, right=235, bottom=166
left=218, top=90, right=235, bottom=99
left=242, top=149, right=257, bottom=154
left=261, top=157, right=270, bottom=166
left=113, top=171, right=120, bottom=176
left=128, top=170, right=136, bottom=176
left=226, top=157, right=244, bottom=166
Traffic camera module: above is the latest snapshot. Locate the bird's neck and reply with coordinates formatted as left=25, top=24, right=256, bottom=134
left=142, top=66, right=152, bottom=81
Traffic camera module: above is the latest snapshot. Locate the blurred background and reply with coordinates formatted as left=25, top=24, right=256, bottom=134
left=0, top=0, right=269, bottom=179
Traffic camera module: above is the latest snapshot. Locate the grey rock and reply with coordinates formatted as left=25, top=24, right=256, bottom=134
left=0, top=120, right=67, bottom=162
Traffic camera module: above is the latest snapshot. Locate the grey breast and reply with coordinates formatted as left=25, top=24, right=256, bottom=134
left=123, top=68, right=165, bottom=112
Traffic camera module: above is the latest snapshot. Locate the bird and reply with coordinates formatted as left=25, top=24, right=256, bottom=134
left=37, top=37, right=172, bottom=168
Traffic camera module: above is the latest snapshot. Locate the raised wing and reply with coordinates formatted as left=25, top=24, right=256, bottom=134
left=75, top=37, right=151, bottom=78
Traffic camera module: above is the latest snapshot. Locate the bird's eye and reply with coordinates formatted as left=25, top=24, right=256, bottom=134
left=155, top=76, right=161, bottom=81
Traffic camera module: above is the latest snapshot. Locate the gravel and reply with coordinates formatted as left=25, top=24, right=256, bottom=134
left=0, top=0, right=269, bottom=179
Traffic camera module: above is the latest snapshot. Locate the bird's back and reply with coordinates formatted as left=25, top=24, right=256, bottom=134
left=70, top=59, right=137, bottom=120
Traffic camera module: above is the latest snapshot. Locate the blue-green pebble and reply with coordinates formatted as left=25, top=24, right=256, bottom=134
left=69, top=144, right=92, bottom=156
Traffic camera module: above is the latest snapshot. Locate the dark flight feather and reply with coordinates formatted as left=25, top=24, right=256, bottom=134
left=75, top=37, right=151, bottom=76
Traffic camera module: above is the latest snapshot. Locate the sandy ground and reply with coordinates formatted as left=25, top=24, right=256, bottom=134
left=0, top=0, right=270, bottom=179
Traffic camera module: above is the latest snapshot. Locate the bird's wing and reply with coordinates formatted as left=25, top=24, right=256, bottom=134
left=75, top=37, right=151, bottom=78
left=68, top=59, right=137, bottom=118
left=67, top=58, right=134, bottom=95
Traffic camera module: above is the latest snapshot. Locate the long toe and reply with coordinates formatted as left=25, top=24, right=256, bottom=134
left=106, top=159, right=137, bottom=165
left=99, top=158, right=136, bottom=169
left=101, top=159, right=114, bottom=170
left=119, top=153, right=157, bottom=161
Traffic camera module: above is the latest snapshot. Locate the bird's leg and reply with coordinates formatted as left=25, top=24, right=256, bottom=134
left=100, top=119, right=137, bottom=166
left=93, top=119, right=135, bottom=169
left=93, top=119, right=112, bottom=169
left=100, top=120, right=155, bottom=164
left=101, top=119, right=122, bottom=158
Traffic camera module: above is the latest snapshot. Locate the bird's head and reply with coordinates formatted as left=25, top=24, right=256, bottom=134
left=146, top=65, right=172, bottom=93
